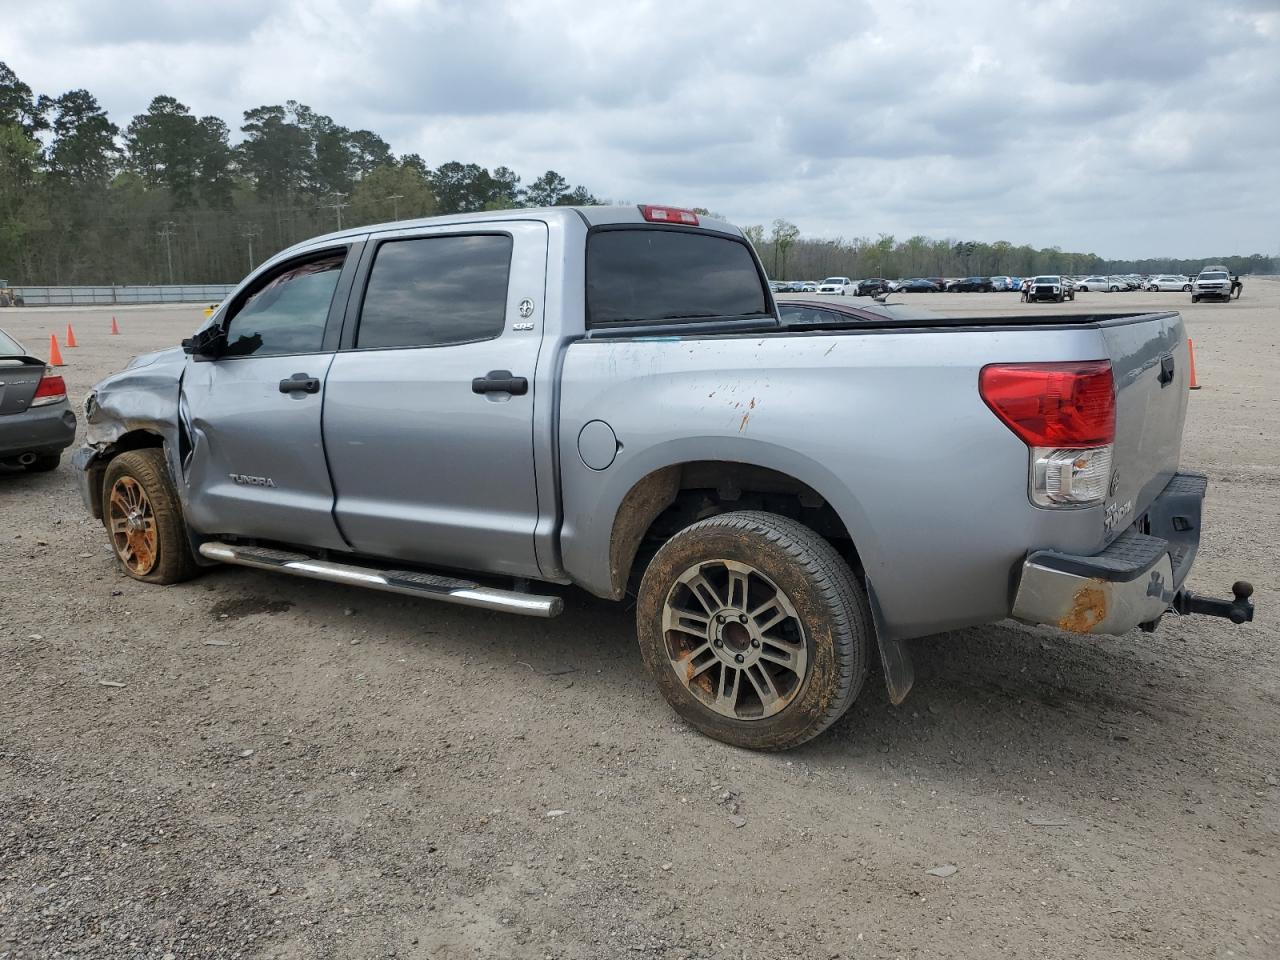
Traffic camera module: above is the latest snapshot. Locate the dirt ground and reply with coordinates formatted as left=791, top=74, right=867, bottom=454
left=2, top=284, right=1277, bottom=960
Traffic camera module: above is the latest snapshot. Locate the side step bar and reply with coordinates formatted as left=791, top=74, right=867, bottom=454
left=197, top=541, right=563, bottom=618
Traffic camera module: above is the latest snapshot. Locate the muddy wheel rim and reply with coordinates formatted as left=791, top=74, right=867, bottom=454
left=107, top=476, right=159, bottom=575
left=661, top=559, right=808, bottom=721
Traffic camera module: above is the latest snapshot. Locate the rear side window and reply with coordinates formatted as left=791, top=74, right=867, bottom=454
left=586, top=229, right=769, bottom=327
left=356, top=234, right=513, bottom=349
left=222, top=252, right=345, bottom=358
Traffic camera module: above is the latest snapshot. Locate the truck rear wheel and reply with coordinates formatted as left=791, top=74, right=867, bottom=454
left=103, top=449, right=199, bottom=585
left=635, top=511, right=871, bottom=750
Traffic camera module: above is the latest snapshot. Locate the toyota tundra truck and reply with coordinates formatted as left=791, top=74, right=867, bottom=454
left=72, top=205, right=1254, bottom=750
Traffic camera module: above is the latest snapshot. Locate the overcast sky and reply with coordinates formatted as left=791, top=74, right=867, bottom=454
left=3, top=0, right=1278, bottom=258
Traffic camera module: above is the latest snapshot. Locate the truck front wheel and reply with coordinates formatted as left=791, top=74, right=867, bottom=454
left=635, top=511, right=871, bottom=750
left=102, top=449, right=199, bottom=585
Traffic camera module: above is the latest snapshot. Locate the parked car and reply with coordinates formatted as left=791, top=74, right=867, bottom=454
left=0, top=326, right=77, bottom=471
left=1026, top=275, right=1075, bottom=303
left=816, top=276, right=855, bottom=295
left=72, top=203, right=1255, bottom=751
left=1147, top=275, right=1193, bottom=292
left=1076, top=276, right=1121, bottom=292
left=799, top=281, right=818, bottom=293
left=1192, top=265, right=1232, bottom=303
left=946, top=276, right=993, bottom=292
left=896, top=278, right=941, bottom=292
left=989, top=276, right=1015, bottom=292
left=855, top=278, right=891, bottom=297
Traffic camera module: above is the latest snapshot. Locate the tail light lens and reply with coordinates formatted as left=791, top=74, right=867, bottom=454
left=980, top=361, right=1114, bottom=446
left=639, top=204, right=700, bottom=226
left=31, top=368, right=67, bottom=407
left=980, top=361, right=1116, bottom=508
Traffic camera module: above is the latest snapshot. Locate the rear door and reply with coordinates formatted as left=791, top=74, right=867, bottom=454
left=180, top=244, right=361, bottom=550
left=322, top=221, right=547, bottom=577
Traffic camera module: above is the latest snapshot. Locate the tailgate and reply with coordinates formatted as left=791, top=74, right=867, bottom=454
left=1098, top=312, right=1188, bottom=543
left=0, top=357, right=45, bottom=415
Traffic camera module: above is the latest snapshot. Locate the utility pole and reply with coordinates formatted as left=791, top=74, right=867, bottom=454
left=157, top=221, right=176, bottom=284
left=385, top=194, right=405, bottom=220
left=323, top=195, right=349, bottom=230
left=241, top=226, right=261, bottom=272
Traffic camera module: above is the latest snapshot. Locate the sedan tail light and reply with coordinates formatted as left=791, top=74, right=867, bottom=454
left=980, top=361, right=1115, bottom=507
left=31, top=368, right=68, bottom=407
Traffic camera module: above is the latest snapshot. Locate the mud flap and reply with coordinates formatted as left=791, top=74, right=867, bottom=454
left=866, top=579, right=914, bottom=705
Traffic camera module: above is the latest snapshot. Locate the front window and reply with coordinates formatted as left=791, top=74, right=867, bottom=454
left=1201, top=272, right=1228, bottom=281
left=222, top=252, right=345, bottom=358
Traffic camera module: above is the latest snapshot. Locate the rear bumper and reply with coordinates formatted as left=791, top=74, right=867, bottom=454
left=0, top=402, right=77, bottom=459
left=1012, top=472, right=1210, bottom=635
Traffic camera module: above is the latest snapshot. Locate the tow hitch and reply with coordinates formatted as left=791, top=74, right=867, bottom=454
left=1143, top=580, right=1255, bottom=631
left=1172, top=580, right=1255, bottom=624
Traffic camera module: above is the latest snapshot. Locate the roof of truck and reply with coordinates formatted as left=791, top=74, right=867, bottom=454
left=286, top=205, right=742, bottom=258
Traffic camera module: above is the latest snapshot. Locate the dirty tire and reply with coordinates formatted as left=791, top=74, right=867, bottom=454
left=26, top=454, right=60, bottom=472
left=102, top=449, right=199, bottom=585
left=635, top=511, right=871, bottom=750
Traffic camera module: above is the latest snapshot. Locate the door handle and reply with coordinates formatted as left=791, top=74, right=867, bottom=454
left=472, top=370, right=528, bottom=396
left=279, top=374, right=321, bottom=394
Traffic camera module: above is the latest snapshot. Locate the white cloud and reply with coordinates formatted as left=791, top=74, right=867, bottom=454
left=2, top=0, right=1277, bottom=257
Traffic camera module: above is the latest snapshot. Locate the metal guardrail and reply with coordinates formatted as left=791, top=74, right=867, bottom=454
left=8, top=284, right=235, bottom=307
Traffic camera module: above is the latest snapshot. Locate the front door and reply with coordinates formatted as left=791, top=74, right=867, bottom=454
left=322, top=221, right=547, bottom=577
left=181, top=245, right=359, bottom=551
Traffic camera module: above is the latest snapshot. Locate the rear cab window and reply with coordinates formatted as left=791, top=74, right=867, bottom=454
left=586, top=229, right=771, bottom=329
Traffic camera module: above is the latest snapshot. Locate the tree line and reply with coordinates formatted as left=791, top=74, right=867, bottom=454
left=745, top=222, right=1276, bottom=282
left=0, top=61, right=1273, bottom=286
left=0, top=62, right=600, bottom=285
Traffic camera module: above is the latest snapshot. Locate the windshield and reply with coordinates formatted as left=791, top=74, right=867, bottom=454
left=821, top=278, right=845, bottom=285
left=0, top=328, right=24, bottom=355
left=1201, top=272, right=1228, bottom=281
left=1034, top=276, right=1058, bottom=283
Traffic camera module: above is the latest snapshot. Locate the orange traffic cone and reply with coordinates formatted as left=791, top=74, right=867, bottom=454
left=65, top=323, right=78, bottom=347
left=48, top=333, right=65, bottom=367
left=110, top=315, right=120, bottom=335
left=1187, top=338, right=1201, bottom=390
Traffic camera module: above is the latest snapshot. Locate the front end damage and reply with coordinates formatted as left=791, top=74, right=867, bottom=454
left=73, top=347, right=188, bottom=520
left=1012, top=471, right=1255, bottom=635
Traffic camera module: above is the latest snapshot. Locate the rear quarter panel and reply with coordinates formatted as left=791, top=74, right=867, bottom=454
left=558, top=325, right=1128, bottom=640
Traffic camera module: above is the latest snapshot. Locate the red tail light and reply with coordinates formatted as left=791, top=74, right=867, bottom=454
left=979, top=361, right=1115, bottom=447
left=31, top=369, right=68, bottom=407
left=639, top=204, right=699, bottom=226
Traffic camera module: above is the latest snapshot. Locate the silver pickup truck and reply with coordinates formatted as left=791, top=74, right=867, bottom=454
left=72, top=205, right=1254, bottom=750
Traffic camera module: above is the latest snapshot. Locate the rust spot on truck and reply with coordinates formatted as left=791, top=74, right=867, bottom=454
left=738, top=412, right=750, bottom=432
left=1059, top=583, right=1107, bottom=633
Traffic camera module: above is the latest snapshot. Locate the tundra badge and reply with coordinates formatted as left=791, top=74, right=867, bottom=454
left=229, top=474, right=277, bottom=488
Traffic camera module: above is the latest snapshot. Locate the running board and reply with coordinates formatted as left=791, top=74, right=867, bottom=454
left=197, top=541, right=563, bottom=618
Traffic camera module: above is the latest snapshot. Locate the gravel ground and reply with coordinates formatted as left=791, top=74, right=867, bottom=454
left=2, top=285, right=1277, bottom=959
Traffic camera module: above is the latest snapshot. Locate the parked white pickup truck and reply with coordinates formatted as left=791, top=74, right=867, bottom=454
left=73, top=205, right=1254, bottom=750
